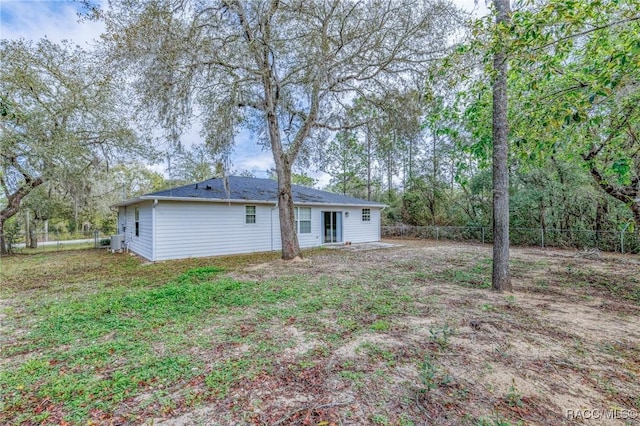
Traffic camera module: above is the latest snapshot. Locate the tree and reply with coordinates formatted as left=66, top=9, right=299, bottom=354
left=321, top=128, right=367, bottom=197
left=456, top=0, right=640, bottom=257
left=505, top=0, right=640, bottom=229
left=491, top=0, right=512, bottom=291
left=0, top=39, right=142, bottom=254
left=267, top=169, right=317, bottom=188
left=99, top=0, right=462, bottom=259
left=111, top=162, right=167, bottom=200
left=170, top=144, right=220, bottom=183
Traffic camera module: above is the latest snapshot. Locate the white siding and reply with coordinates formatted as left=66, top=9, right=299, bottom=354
left=297, top=207, right=323, bottom=248
left=122, top=200, right=381, bottom=261
left=117, top=207, right=125, bottom=234
left=342, top=207, right=381, bottom=244
left=154, top=202, right=280, bottom=261
left=120, top=202, right=153, bottom=260
left=266, top=207, right=323, bottom=249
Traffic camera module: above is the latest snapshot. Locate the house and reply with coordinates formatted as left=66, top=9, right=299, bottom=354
left=114, top=176, right=385, bottom=261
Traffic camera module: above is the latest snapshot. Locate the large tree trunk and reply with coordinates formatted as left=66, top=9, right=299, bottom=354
left=491, top=0, right=512, bottom=292
left=0, top=177, right=44, bottom=255
left=268, top=128, right=302, bottom=259
left=583, top=154, right=640, bottom=230
left=0, top=218, right=6, bottom=256
left=632, top=202, right=640, bottom=230
left=274, top=159, right=302, bottom=260
left=265, top=93, right=302, bottom=260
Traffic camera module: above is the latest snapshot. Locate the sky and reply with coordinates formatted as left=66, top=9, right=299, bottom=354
left=0, top=0, right=490, bottom=186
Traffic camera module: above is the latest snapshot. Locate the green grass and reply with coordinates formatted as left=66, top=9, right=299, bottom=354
left=1, top=267, right=242, bottom=423
left=1, top=261, right=310, bottom=423
left=0, top=249, right=419, bottom=424
left=2, top=245, right=638, bottom=425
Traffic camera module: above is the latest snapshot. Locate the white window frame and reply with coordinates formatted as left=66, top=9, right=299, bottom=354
left=134, top=207, right=140, bottom=237
left=245, top=205, right=256, bottom=224
left=295, top=207, right=312, bottom=234
left=362, top=208, right=371, bottom=222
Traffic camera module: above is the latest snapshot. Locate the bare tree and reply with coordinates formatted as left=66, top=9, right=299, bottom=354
left=99, top=0, right=462, bottom=259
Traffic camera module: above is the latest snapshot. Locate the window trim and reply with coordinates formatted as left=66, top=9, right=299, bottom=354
left=134, top=207, right=140, bottom=237
left=362, top=208, right=371, bottom=222
left=245, top=205, right=257, bottom=224
left=295, top=207, right=312, bottom=234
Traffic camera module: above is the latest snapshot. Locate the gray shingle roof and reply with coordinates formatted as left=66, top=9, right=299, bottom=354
left=135, top=176, right=384, bottom=206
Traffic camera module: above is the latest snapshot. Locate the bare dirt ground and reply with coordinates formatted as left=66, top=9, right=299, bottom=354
left=154, top=239, right=640, bottom=426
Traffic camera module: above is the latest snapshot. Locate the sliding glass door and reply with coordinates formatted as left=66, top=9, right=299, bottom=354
left=322, top=211, right=342, bottom=243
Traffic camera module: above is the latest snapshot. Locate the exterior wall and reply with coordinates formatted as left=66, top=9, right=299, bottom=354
left=121, top=200, right=381, bottom=261
left=297, top=207, right=322, bottom=248
left=118, top=202, right=153, bottom=260
left=154, top=201, right=280, bottom=261
left=321, top=207, right=381, bottom=244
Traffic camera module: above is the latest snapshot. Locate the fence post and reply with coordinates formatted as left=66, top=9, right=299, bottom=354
left=436, top=226, right=439, bottom=240
left=482, top=227, right=485, bottom=244
left=541, top=228, right=545, bottom=248
left=621, top=223, right=631, bottom=254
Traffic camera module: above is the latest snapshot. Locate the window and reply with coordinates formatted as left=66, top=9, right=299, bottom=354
left=362, top=208, right=371, bottom=222
left=134, top=208, right=140, bottom=237
left=245, top=205, right=256, bottom=224
left=295, top=207, right=311, bottom=234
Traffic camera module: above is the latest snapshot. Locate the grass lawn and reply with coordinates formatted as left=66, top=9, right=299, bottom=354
left=0, top=241, right=639, bottom=425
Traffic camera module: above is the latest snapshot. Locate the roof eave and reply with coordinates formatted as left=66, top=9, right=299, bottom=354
left=294, top=201, right=387, bottom=208
left=112, top=197, right=144, bottom=208
left=113, top=195, right=386, bottom=208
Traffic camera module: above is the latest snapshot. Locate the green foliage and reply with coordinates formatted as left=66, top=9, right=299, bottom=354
left=370, top=413, right=390, bottom=425
left=268, top=170, right=318, bottom=188
left=370, top=319, right=391, bottom=332
left=322, top=129, right=370, bottom=198
left=112, top=162, right=167, bottom=199
left=205, top=358, right=250, bottom=397
left=418, top=355, right=452, bottom=392
left=505, top=379, right=524, bottom=408
left=401, top=176, right=449, bottom=226
left=1, top=218, right=20, bottom=253
left=462, top=0, right=640, bottom=228
left=0, top=39, right=146, bottom=249
left=439, top=0, right=640, bottom=236
left=169, top=144, right=220, bottom=183
left=428, top=323, right=456, bottom=350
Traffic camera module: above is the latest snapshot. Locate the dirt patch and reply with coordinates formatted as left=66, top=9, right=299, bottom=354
left=198, top=240, right=640, bottom=425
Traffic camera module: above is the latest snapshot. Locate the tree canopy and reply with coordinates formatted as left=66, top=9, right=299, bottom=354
left=0, top=39, right=146, bottom=253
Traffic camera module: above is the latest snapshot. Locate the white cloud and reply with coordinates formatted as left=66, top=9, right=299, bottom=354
left=311, top=171, right=332, bottom=189
left=233, top=151, right=274, bottom=178
left=455, top=0, right=491, bottom=16
left=0, top=1, right=105, bottom=45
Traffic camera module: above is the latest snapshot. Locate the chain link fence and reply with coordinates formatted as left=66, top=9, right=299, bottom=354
left=3, top=227, right=638, bottom=255
left=382, top=225, right=640, bottom=254
left=0, top=230, right=111, bottom=255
